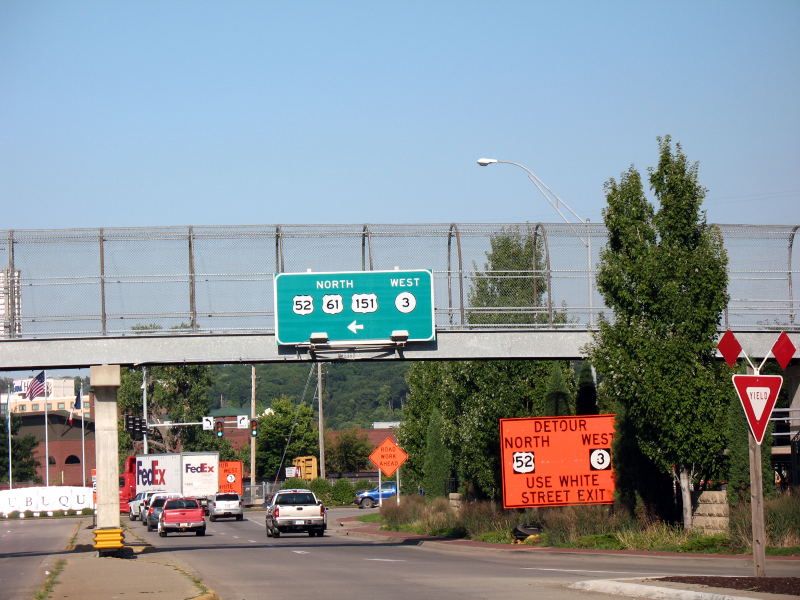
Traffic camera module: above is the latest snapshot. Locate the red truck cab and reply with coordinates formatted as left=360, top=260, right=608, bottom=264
left=119, top=456, right=137, bottom=513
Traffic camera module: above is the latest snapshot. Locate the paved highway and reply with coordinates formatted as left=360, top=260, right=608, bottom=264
left=130, top=508, right=798, bottom=600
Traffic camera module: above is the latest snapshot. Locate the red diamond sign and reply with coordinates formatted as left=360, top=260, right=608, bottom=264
left=732, top=374, right=783, bottom=445
left=771, top=332, right=796, bottom=370
left=717, top=330, right=742, bottom=367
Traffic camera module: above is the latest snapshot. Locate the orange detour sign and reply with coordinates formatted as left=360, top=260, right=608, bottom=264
left=218, top=460, right=244, bottom=495
left=369, top=437, right=408, bottom=477
left=500, top=415, right=615, bottom=509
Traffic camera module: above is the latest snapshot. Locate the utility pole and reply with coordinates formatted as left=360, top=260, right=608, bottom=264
left=250, top=365, right=256, bottom=505
left=142, top=367, right=148, bottom=454
left=317, top=363, right=326, bottom=480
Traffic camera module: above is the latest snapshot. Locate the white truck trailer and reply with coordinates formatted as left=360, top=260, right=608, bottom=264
left=135, top=452, right=220, bottom=499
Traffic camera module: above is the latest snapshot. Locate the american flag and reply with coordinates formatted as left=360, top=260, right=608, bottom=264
left=27, top=371, right=46, bottom=399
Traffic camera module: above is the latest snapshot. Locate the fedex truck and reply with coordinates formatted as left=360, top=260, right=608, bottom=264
left=135, top=452, right=220, bottom=498
left=120, top=452, right=241, bottom=512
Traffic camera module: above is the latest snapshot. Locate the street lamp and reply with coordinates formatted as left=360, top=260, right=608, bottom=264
left=476, top=157, right=594, bottom=326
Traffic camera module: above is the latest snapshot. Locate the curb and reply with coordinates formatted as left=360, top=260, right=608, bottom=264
left=570, top=579, right=760, bottom=600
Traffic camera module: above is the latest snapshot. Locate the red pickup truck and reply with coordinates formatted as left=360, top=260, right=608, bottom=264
left=158, top=497, right=206, bottom=537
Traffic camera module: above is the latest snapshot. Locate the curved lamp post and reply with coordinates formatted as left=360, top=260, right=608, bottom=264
left=476, top=157, right=594, bottom=326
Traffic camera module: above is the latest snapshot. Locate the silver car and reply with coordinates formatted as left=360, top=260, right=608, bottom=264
left=208, top=492, right=244, bottom=521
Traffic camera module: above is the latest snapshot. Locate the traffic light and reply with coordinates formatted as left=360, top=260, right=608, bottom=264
left=250, top=418, right=258, bottom=438
left=215, top=419, right=224, bottom=438
left=138, top=418, right=148, bottom=437
left=124, top=414, right=133, bottom=433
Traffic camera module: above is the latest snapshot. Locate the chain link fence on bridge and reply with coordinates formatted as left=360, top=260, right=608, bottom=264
left=1, top=223, right=798, bottom=339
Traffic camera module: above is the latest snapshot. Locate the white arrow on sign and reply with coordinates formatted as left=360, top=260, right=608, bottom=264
left=237, top=415, right=249, bottom=429
left=347, top=320, right=364, bottom=334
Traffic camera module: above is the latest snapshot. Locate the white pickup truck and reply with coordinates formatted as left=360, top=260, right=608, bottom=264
left=265, top=488, right=326, bottom=538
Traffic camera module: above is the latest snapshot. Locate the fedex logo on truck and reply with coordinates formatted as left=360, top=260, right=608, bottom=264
left=185, top=463, right=215, bottom=474
left=137, top=460, right=166, bottom=486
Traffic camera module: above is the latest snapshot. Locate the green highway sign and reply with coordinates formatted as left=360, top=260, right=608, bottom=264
left=274, top=269, right=435, bottom=345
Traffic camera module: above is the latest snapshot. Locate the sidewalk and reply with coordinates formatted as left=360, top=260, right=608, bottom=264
left=43, top=515, right=798, bottom=600
left=46, top=518, right=217, bottom=600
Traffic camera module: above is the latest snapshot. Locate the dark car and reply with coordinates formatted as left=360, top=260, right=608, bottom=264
left=145, top=493, right=181, bottom=531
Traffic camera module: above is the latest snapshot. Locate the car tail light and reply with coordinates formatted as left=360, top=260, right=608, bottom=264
left=274, top=507, right=280, bottom=518
left=320, top=505, right=325, bottom=517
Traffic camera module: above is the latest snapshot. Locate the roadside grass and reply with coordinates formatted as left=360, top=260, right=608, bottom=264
left=373, top=493, right=800, bottom=555
left=34, top=559, right=65, bottom=600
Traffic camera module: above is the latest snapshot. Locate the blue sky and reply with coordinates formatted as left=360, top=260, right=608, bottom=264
left=1, top=1, right=798, bottom=229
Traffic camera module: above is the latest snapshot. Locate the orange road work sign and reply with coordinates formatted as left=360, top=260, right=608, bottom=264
left=369, top=437, right=408, bottom=477
left=500, top=415, right=615, bottom=509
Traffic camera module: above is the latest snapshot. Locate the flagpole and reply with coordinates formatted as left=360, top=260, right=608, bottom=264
left=6, top=384, right=12, bottom=490
left=80, top=383, right=86, bottom=487
left=44, top=370, right=49, bottom=487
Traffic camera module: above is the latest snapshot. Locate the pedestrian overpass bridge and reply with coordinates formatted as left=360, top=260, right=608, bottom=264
left=1, top=222, right=797, bottom=370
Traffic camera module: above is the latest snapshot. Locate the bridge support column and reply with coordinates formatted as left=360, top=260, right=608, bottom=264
left=90, top=364, right=124, bottom=554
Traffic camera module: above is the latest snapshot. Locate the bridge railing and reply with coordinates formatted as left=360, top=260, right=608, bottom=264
left=1, top=223, right=797, bottom=339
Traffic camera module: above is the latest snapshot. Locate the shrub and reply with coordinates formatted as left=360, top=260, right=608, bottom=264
left=729, top=493, right=800, bottom=551
left=80, top=508, right=93, bottom=515
left=281, top=477, right=308, bottom=490
left=678, top=534, right=733, bottom=554
left=53, top=510, right=66, bottom=518
left=331, top=479, right=355, bottom=505
left=534, top=505, right=633, bottom=546
left=23, top=510, right=34, bottom=519
left=353, top=480, right=374, bottom=493
left=308, top=478, right=333, bottom=505
left=459, top=501, right=523, bottom=539
left=420, top=497, right=463, bottom=537
left=381, top=494, right=426, bottom=530
left=615, top=522, right=689, bottom=551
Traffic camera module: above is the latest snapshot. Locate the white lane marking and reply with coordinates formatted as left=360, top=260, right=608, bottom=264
left=248, top=540, right=257, bottom=543
left=523, top=568, right=669, bottom=575
left=365, top=558, right=406, bottom=562
left=232, top=535, right=240, bottom=539
left=292, top=550, right=310, bottom=554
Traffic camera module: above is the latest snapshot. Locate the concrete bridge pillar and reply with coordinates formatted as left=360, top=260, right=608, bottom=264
left=90, top=364, right=123, bottom=553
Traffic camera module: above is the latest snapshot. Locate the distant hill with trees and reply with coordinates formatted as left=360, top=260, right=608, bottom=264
left=206, top=362, right=410, bottom=430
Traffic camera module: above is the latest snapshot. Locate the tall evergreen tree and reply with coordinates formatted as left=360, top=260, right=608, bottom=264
left=575, top=361, right=599, bottom=415
left=589, top=137, right=730, bottom=528
left=422, top=407, right=452, bottom=498
left=544, top=362, right=573, bottom=416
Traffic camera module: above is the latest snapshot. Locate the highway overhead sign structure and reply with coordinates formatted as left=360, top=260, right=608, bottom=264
left=732, top=374, right=783, bottom=445
left=500, top=415, right=615, bottom=509
left=274, top=269, right=435, bottom=345
left=369, top=437, right=408, bottom=478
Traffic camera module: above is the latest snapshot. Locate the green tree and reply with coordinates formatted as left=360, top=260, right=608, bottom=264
left=468, top=225, right=552, bottom=325
left=575, top=361, right=599, bottom=415
left=0, top=415, right=40, bottom=483
left=399, top=359, right=559, bottom=500
left=544, top=362, right=573, bottom=416
left=422, top=407, right=452, bottom=497
left=589, top=137, right=730, bottom=529
left=116, top=364, right=215, bottom=455
left=325, top=428, right=371, bottom=474
left=400, top=227, right=572, bottom=500
left=255, top=397, right=318, bottom=482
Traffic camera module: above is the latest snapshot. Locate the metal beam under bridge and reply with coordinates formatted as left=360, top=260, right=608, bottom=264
left=0, top=331, right=793, bottom=371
